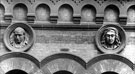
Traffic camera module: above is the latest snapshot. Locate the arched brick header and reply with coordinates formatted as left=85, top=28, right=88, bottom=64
left=0, top=52, right=40, bottom=68
left=41, top=53, right=86, bottom=68
left=87, top=54, right=134, bottom=70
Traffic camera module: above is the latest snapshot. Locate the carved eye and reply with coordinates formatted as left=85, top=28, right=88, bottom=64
left=111, top=34, right=115, bottom=37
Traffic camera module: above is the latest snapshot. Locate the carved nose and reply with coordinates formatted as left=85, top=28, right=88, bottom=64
left=109, top=36, right=111, bottom=39
left=17, top=35, right=20, bottom=39
left=17, top=36, right=19, bottom=38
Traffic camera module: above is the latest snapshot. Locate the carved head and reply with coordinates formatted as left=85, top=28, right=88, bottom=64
left=13, top=27, right=25, bottom=44
left=101, top=27, right=121, bottom=49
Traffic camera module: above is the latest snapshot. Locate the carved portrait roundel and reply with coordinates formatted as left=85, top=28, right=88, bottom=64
left=95, top=24, right=126, bottom=54
left=4, top=23, right=35, bottom=52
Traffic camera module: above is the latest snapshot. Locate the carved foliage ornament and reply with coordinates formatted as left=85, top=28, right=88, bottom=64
left=94, top=0, right=134, bottom=6
left=94, top=0, right=107, bottom=6
left=50, top=0, right=61, bottom=5
left=72, top=0, right=84, bottom=5
left=6, top=0, right=35, bottom=4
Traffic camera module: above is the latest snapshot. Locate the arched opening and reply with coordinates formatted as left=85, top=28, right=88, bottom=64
left=58, top=4, right=73, bottom=23
left=104, top=5, right=119, bottom=23
left=54, top=70, right=73, bottom=74
left=127, top=5, right=135, bottom=24
left=0, top=4, right=5, bottom=22
left=6, top=69, right=28, bottom=74
left=13, top=3, right=28, bottom=21
left=102, top=71, right=118, bottom=74
left=81, top=4, right=96, bottom=23
left=36, top=4, right=50, bottom=22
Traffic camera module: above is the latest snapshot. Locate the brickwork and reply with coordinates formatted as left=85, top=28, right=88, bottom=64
left=0, top=0, right=135, bottom=74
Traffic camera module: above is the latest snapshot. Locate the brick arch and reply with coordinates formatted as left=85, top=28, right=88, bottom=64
left=0, top=52, right=40, bottom=68
left=41, top=53, right=86, bottom=68
left=41, top=53, right=86, bottom=74
left=87, top=54, right=134, bottom=70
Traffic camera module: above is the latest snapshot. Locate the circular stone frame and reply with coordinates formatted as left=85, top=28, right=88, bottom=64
left=4, top=23, right=35, bottom=52
left=95, top=24, right=126, bottom=54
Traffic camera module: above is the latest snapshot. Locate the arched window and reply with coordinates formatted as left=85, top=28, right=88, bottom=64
left=0, top=4, right=5, bottom=22
left=127, top=5, right=135, bottom=24
left=81, top=4, right=96, bottom=23
left=13, top=3, right=28, bottom=21
left=58, top=4, right=73, bottom=23
left=36, top=4, right=50, bottom=22
left=104, top=5, right=119, bottom=23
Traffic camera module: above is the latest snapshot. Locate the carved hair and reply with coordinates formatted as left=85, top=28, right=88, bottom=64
left=101, top=27, right=121, bottom=48
left=10, top=27, right=28, bottom=47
